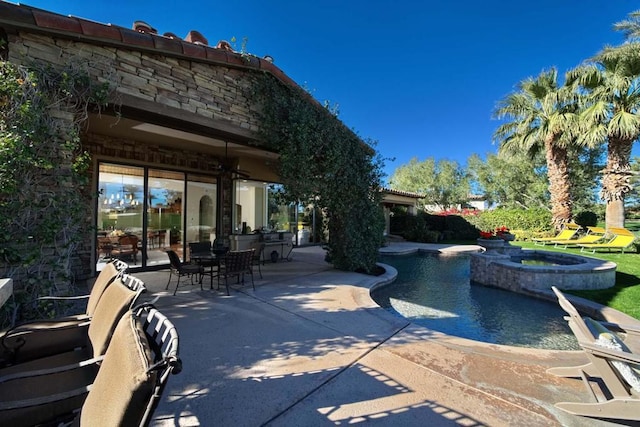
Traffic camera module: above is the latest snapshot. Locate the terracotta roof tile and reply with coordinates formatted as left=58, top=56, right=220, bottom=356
left=121, top=29, right=155, bottom=49
left=185, top=30, right=207, bottom=45
left=0, top=2, right=36, bottom=26
left=0, top=2, right=303, bottom=98
left=152, top=34, right=184, bottom=54
left=78, top=19, right=122, bottom=41
left=181, top=41, right=207, bottom=59
left=382, top=188, right=425, bottom=198
left=205, top=47, right=228, bottom=62
left=32, top=10, right=82, bottom=33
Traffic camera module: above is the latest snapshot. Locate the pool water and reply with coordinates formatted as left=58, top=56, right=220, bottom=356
left=373, top=253, right=579, bottom=350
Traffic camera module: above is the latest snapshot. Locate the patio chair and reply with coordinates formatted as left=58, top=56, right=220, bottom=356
left=165, top=249, right=203, bottom=295
left=578, top=227, right=637, bottom=254
left=546, top=286, right=640, bottom=422
left=111, top=234, right=140, bottom=264
left=532, top=223, right=581, bottom=246
left=0, top=304, right=181, bottom=427
left=1, top=274, right=145, bottom=366
left=551, top=226, right=607, bottom=248
left=188, top=241, right=212, bottom=260
left=7, top=259, right=128, bottom=329
left=249, top=241, right=265, bottom=279
left=218, top=249, right=255, bottom=296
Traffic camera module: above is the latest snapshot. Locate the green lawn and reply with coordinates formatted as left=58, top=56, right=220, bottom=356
left=513, top=241, right=640, bottom=320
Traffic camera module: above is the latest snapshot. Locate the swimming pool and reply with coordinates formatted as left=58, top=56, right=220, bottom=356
left=373, top=252, right=579, bottom=350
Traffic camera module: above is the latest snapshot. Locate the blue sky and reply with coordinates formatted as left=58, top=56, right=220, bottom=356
left=20, top=1, right=638, bottom=181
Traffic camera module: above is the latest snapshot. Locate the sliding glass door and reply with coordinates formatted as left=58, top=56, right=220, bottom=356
left=96, top=163, right=218, bottom=271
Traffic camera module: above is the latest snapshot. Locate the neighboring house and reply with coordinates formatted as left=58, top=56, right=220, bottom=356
left=424, top=194, right=493, bottom=213
left=0, top=2, right=362, bottom=280
left=466, top=194, right=493, bottom=211
left=381, top=188, right=424, bottom=236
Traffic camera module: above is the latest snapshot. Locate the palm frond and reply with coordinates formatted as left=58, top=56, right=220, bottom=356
left=608, top=111, right=640, bottom=140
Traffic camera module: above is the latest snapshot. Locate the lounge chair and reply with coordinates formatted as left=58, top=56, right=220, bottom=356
left=8, top=259, right=128, bottom=328
left=0, top=304, right=181, bottom=426
left=546, top=286, right=640, bottom=422
left=551, top=226, right=607, bottom=248
left=1, top=274, right=145, bottom=366
left=578, top=227, right=637, bottom=254
left=532, top=223, right=581, bottom=246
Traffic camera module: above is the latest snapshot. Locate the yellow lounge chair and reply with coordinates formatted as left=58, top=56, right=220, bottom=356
left=578, top=227, right=637, bottom=254
left=532, top=223, right=581, bottom=246
left=551, top=226, right=607, bottom=248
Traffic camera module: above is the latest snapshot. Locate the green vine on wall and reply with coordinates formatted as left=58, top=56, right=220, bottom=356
left=0, top=60, right=110, bottom=327
left=252, top=73, right=386, bottom=273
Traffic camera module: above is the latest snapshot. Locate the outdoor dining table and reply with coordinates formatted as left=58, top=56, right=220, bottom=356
left=191, top=247, right=228, bottom=289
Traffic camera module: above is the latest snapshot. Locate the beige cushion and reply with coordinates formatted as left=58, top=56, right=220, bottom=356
left=80, top=310, right=155, bottom=426
left=85, top=262, right=119, bottom=316
left=87, top=278, right=137, bottom=357
left=0, top=263, right=121, bottom=364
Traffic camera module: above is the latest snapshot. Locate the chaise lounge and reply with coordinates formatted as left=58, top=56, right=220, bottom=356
left=551, top=226, right=607, bottom=248
left=532, top=223, right=581, bottom=246
left=547, top=286, right=640, bottom=422
left=578, top=227, right=636, bottom=254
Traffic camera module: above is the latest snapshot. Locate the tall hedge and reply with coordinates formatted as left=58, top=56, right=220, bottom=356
left=253, top=74, right=385, bottom=273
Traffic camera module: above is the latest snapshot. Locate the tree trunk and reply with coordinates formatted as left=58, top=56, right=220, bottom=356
left=601, top=137, right=633, bottom=229
left=605, top=199, right=625, bottom=229
left=545, top=136, right=572, bottom=230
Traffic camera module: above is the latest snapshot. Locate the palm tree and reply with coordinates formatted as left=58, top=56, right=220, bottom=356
left=567, top=42, right=640, bottom=228
left=614, top=10, right=640, bottom=41
left=493, top=68, right=579, bottom=230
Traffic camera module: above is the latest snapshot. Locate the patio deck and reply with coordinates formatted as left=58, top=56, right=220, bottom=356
left=132, top=244, right=620, bottom=426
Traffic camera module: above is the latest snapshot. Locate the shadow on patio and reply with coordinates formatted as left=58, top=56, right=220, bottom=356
left=133, top=246, right=608, bottom=427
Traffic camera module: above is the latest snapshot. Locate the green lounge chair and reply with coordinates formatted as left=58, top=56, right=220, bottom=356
left=551, top=226, right=607, bottom=248
left=532, top=223, right=581, bottom=246
left=578, top=227, right=637, bottom=254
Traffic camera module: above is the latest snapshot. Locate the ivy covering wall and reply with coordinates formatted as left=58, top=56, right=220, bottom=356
left=253, top=74, right=385, bottom=273
left=0, top=61, right=109, bottom=326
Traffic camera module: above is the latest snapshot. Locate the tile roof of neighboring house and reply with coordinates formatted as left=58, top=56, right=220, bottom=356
left=0, top=1, right=296, bottom=88
left=382, top=188, right=425, bottom=199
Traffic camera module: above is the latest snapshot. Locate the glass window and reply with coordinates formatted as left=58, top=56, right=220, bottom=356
left=97, top=164, right=144, bottom=268
left=186, top=174, right=217, bottom=246
left=148, top=169, right=185, bottom=262
left=97, top=164, right=220, bottom=270
left=234, top=180, right=268, bottom=234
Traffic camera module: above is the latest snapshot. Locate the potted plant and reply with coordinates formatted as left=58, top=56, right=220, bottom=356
left=477, top=229, right=506, bottom=253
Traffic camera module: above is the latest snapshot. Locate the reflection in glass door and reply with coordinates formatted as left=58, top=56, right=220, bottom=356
left=97, top=164, right=144, bottom=270
left=148, top=169, right=185, bottom=264
left=186, top=174, right=217, bottom=256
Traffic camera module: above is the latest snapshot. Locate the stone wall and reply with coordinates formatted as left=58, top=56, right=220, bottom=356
left=4, top=29, right=268, bottom=286
left=470, top=249, right=616, bottom=292
left=7, top=32, right=261, bottom=135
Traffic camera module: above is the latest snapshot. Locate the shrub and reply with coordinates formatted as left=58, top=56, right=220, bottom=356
left=444, top=215, right=480, bottom=239
left=402, top=215, right=440, bottom=243
left=422, top=213, right=447, bottom=232
left=465, top=208, right=552, bottom=234
left=574, top=211, right=598, bottom=227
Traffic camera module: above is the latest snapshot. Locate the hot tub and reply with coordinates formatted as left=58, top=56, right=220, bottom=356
left=470, top=248, right=616, bottom=292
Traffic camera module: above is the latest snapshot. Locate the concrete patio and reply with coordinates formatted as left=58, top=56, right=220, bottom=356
left=133, top=244, right=623, bottom=426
